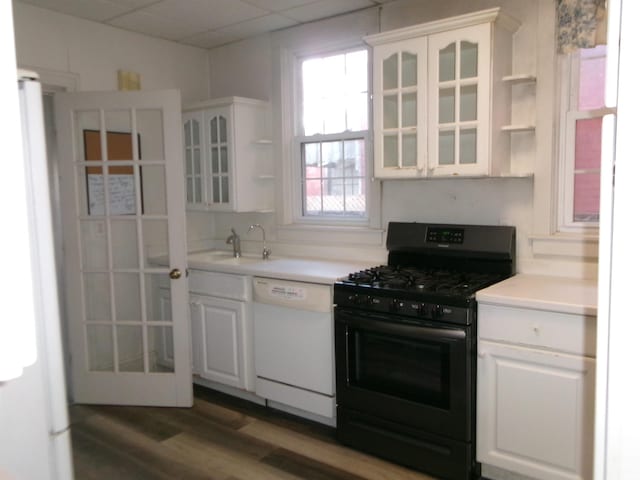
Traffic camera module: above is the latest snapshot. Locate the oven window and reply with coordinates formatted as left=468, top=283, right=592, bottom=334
left=349, top=329, right=450, bottom=408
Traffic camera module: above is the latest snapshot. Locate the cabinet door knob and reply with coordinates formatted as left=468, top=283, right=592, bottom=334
left=169, top=268, right=182, bottom=280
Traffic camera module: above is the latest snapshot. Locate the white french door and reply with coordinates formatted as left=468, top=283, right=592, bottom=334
left=55, top=89, right=192, bottom=406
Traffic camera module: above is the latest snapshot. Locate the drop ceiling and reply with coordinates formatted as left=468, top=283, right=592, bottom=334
left=15, top=0, right=394, bottom=49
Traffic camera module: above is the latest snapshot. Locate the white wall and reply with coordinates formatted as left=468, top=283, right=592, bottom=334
left=12, top=2, right=216, bottom=251
left=203, top=0, right=594, bottom=276
left=12, top=2, right=209, bottom=103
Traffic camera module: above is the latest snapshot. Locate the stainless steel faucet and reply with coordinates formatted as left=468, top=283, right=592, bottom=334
left=247, top=223, right=271, bottom=260
left=225, top=228, right=241, bottom=257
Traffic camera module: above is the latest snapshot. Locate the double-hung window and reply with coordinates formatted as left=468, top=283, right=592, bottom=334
left=558, top=45, right=613, bottom=232
left=294, top=48, right=370, bottom=222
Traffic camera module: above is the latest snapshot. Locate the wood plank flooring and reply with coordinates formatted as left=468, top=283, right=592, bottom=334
left=69, top=385, right=436, bottom=480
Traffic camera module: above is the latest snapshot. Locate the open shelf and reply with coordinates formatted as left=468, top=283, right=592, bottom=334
left=502, top=74, right=536, bottom=85
left=501, top=125, right=536, bottom=133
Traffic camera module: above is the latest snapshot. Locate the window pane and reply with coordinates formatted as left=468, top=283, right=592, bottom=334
left=304, top=179, right=322, bottom=215
left=345, top=139, right=366, bottom=176
left=346, top=92, right=368, bottom=132
left=299, top=48, right=368, bottom=219
left=575, top=118, right=602, bottom=169
left=578, top=46, right=606, bottom=110
left=574, top=173, right=600, bottom=222
left=302, top=139, right=365, bottom=217
left=302, top=50, right=368, bottom=135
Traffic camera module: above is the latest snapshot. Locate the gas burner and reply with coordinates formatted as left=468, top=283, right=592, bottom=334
left=341, top=265, right=504, bottom=297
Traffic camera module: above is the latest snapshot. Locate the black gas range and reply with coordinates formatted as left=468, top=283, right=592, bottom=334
left=334, top=222, right=515, bottom=480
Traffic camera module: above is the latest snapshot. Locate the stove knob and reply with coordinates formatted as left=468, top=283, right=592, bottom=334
left=418, top=303, right=428, bottom=316
left=348, top=294, right=360, bottom=305
left=390, top=299, right=403, bottom=312
left=431, top=304, right=443, bottom=319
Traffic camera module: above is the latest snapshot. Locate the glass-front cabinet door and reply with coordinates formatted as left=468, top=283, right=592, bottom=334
left=182, top=105, right=234, bottom=211
left=428, top=25, right=490, bottom=176
left=206, top=109, right=231, bottom=207
left=183, top=112, right=203, bottom=207
left=373, top=38, right=427, bottom=178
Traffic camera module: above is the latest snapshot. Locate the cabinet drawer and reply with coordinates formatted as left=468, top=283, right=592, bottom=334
left=188, top=269, right=251, bottom=301
left=478, top=303, right=596, bottom=357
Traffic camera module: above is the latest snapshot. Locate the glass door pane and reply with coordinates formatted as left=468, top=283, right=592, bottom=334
left=383, top=53, right=398, bottom=89
left=436, top=38, right=479, bottom=167
left=184, top=118, right=202, bottom=205
left=384, top=95, right=399, bottom=129
left=401, top=52, right=417, bottom=87
left=209, top=113, right=230, bottom=205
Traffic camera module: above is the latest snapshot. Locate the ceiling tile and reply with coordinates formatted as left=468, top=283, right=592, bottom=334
left=15, top=0, right=390, bottom=49
left=282, top=0, right=376, bottom=23
left=142, top=0, right=269, bottom=31
left=180, top=29, right=243, bottom=49
left=242, top=0, right=317, bottom=13
left=17, top=0, right=133, bottom=21
left=108, top=10, right=206, bottom=41
left=215, top=13, right=298, bottom=38
left=106, top=0, right=160, bottom=9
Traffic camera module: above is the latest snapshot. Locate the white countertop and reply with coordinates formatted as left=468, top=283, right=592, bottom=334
left=476, top=274, right=597, bottom=316
left=187, top=251, right=375, bottom=285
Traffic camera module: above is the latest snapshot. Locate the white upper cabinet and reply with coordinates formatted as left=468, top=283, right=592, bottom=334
left=366, top=8, right=521, bottom=179
left=183, top=97, right=274, bottom=212
left=372, top=37, right=428, bottom=178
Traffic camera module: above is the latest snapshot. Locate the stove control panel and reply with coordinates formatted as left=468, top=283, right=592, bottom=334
left=336, top=290, right=470, bottom=325
left=426, top=227, right=464, bottom=244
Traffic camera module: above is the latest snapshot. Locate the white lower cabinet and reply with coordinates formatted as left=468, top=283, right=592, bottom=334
left=189, top=269, right=254, bottom=391
left=477, top=304, right=596, bottom=480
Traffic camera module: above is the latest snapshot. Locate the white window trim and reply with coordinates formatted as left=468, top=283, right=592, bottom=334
left=529, top=0, right=605, bottom=263
left=293, top=131, right=372, bottom=225
left=556, top=50, right=613, bottom=236
left=278, top=41, right=382, bottom=233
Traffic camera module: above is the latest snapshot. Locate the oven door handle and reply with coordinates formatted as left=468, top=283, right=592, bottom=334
left=337, top=311, right=466, bottom=341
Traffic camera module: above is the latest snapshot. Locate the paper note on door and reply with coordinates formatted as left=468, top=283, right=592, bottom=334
left=88, top=174, right=136, bottom=215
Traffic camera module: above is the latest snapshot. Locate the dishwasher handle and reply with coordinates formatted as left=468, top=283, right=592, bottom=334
left=253, top=277, right=332, bottom=313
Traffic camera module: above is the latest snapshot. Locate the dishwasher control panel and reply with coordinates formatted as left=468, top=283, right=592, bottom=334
left=253, top=277, right=331, bottom=313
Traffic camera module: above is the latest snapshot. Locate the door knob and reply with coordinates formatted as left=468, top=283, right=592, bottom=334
left=169, top=268, right=182, bottom=280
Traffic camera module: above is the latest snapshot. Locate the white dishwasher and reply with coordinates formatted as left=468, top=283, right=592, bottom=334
left=253, top=276, right=335, bottom=421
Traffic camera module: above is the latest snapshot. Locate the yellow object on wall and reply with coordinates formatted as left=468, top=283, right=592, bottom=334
left=117, top=70, right=141, bottom=90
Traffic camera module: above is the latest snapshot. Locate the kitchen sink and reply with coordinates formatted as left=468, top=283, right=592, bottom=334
left=212, top=256, right=265, bottom=265
left=187, top=250, right=265, bottom=265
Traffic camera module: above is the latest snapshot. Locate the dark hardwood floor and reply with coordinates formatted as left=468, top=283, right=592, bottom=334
left=69, top=385, right=436, bottom=480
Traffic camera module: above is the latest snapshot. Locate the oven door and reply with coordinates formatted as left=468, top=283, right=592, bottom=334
left=335, top=307, right=474, bottom=442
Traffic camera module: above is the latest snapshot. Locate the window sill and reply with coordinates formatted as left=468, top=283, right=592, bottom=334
left=530, top=232, right=599, bottom=259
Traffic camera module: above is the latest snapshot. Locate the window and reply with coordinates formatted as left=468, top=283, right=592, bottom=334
left=295, top=49, right=370, bottom=221
left=559, top=45, right=613, bottom=231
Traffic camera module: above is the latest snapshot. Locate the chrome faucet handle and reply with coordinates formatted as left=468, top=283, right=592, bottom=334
left=248, top=224, right=270, bottom=259
left=226, top=228, right=241, bottom=257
